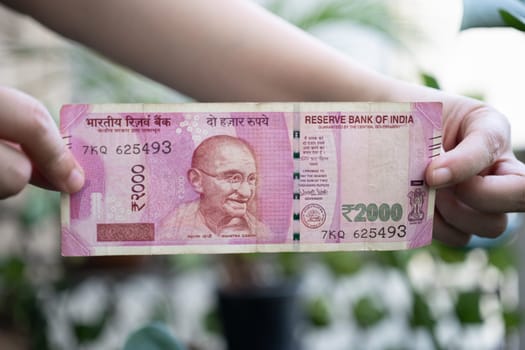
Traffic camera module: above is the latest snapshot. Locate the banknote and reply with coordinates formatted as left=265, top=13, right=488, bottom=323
left=60, top=102, right=442, bottom=256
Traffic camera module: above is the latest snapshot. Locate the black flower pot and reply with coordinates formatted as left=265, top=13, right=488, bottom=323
left=217, top=281, right=300, bottom=350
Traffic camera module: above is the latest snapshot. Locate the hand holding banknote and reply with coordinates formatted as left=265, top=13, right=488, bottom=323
left=425, top=95, right=525, bottom=246
left=0, top=86, right=84, bottom=199
left=1, top=0, right=524, bottom=248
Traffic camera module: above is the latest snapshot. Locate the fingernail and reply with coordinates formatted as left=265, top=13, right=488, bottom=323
left=66, top=168, right=84, bottom=193
left=432, top=167, right=452, bottom=187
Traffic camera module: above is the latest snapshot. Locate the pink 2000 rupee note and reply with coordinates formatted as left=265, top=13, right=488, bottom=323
left=60, top=102, right=441, bottom=256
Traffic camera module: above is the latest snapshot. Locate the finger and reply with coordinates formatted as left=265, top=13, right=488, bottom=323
left=0, top=141, right=32, bottom=199
left=455, top=172, right=525, bottom=213
left=1, top=141, right=57, bottom=190
left=426, top=129, right=507, bottom=189
left=29, top=168, right=55, bottom=190
left=426, top=105, right=509, bottom=189
left=0, top=86, right=84, bottom=193
left=436, top=189, right=508, bottom=237
left=433, top=210, right=472, bottom=247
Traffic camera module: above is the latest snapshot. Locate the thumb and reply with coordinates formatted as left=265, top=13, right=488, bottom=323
left=426, top=129, right=507, bottom=188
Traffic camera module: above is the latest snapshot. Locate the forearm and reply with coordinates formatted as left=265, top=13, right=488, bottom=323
left=4, top=0, right=410, bottom=102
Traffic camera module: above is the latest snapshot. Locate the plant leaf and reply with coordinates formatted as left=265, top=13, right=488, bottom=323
left=500, top=9, right=525, bottom=31
left=454, top=291, right=483, bottom=324
left=123, top=322, right=186, bottom=350
left=306, top=297, right=331, bottom=328
left=420, top=73, right=441, bottom=89
left=409, top=291, right=435, bottom=329
left=353, top=296, right=388, bottom=329
left=461, top=0, right=525, bottom=29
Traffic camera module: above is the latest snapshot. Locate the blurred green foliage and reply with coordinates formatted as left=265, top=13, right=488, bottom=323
left=18, top=189, right=59, bottom=230
left=305, top=296, right=332, bottom=328
left=123, top=322, right=186, bottom=350
left=203, top=307, right=222, bottom=335
left=72, top=300, right=114, bottom=344
left=500, top=9, right=525, bottom=31
left=410, top=290, right=435, bottom=330
left=352, top=296, right=388, bottom=329
left=69, top=47, right=186, bottom=104
left=454, top=291, right=483, bottom=325
left=266, top=0, right=411, bottom=45
left=0, top=257, right=49, bottom=350
left=322, top=251, right=363, bottom=276
left=420, top=73, right=441, bottom=90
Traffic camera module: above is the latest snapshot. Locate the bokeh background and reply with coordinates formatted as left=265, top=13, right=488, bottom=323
left=1, top=0, right=524, bottom=349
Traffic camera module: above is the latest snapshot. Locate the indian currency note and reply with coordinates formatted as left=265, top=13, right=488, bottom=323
left=60, top=102, right=442, bottom=256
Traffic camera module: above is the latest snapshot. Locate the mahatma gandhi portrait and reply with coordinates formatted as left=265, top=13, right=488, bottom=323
left=159, top=135, right=270, bottom=241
